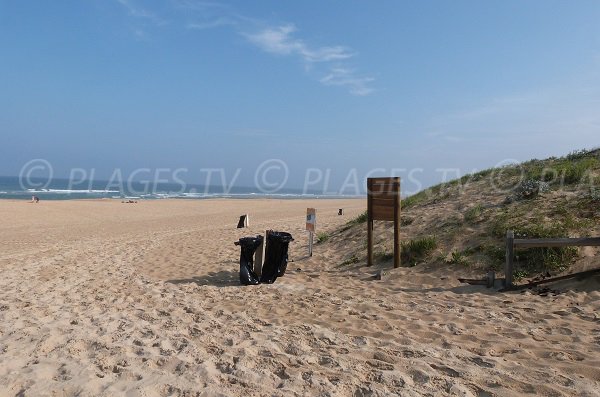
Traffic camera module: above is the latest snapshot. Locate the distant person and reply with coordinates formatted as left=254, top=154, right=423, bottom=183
left=31, top=195, right=40, bottom=203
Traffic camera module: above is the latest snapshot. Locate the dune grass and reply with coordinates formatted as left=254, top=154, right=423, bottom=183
left=316, top=232, right=329, bottom=243
left=464, top=204, right=484, bottom=222
left=401, top=236, right=437, bottom=267
left=347, top=210, right=367, bottom=225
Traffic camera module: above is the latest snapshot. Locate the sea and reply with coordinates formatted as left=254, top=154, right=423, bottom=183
left=0, top=176, right=359, bottom=201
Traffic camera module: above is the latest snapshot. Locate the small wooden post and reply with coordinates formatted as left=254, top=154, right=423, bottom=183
left=393, top=181, right=401, bottom=269
left=306, top=208, right=316, bottom=257
left=505, top=230, right=515, bottom=288
left=367, top=178, right=374, bottom=267
left=486, top=271, right=495, bottom=288
left=255, top=235, right=264, bottom=277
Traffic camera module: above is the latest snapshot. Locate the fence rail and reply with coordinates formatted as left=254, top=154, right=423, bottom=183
left=505, top=231, right=600, bottom=288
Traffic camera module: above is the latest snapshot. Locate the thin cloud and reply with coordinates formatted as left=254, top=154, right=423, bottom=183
left=320, top=68, right=375, bottom=96
left=245, top=25, right=373, bottom=95
left=245, top=24, right=354, bottom=63
left=115, top=2, right=375, bottom=95
left=116, top=0, right=166, bottom=26
left=178, top=0, right=249, bottom=30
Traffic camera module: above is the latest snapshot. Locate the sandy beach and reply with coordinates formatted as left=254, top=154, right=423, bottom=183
left=0, top=198, right=599, bottom=396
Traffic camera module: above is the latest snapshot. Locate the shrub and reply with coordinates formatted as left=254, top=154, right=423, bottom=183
left=490, top=211, right=511, bottom=238
left=445, top=250, right=469, bottom=266
left=347, top=211, right=367, bottom=225
left=339, top=255, right=360, bottom=267
left=562, top=157, right=598, bottom=184
left=464, top=204, right=484, bottom=222
left=471, top=168, right=495, bottom=181
left=402, top=190, right=429, bottom=208
left=525, top=156, right=599, bottom=185
left=316, top=232, right=329, bottom=243
left=591, top=187, right=600, bottom=202
left=512, top=224, right=578, bottom=273
left=491, top=217, right=578, bottom=274
left=401, top=216, right=414, bottom=226
left=401, top=236, right=437, bottom=266
left=566, top=149, right=591, bottom=160
left=514, top=180, right=549, bottom=200
left=375, top=250, right=394, bottom=262
left=513, top=269, right=529, bottom=281
left=483, top=245, right=505, bottom=270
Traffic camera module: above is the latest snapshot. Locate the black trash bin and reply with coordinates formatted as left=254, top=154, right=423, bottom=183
left=260, top=231, right=294, bottom=284
left=234, top=235, right=263, bottom=286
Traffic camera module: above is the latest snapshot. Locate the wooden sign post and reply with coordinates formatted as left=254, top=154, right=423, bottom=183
left=306, top=208, right=316, bottom=257
left=367, top=177, right=401, bottom=268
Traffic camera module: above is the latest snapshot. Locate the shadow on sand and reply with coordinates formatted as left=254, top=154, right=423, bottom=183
left=385, top=284, right=503, bottom=295
left=167, top=270, right=240, bottom=288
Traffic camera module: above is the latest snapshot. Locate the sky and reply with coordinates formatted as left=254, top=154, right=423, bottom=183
left=1, top=1, right=600, bottom=193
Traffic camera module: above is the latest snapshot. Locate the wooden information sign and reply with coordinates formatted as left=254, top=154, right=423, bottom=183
left=367, top=177, right=401, bottom=268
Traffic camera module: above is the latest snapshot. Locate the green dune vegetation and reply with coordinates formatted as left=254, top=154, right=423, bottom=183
left=332, top=148, right=600, bottom=281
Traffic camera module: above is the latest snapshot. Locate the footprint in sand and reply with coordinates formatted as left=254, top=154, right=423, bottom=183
left=318, top=355, right=339, bottom=367
left=366, top=359, right=394, bottom=371
left=430, top=363, right=460, bottom=377
left=469, top=357, right=495, bottom=368
left=409, top=369, right=430, bottom=384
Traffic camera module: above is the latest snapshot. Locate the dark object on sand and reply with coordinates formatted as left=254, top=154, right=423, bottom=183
left=338, top=208, right=344, bottom=215
left=234, top=236, right=263, bottom=285
left=499, top=267, right=600, bottom=292
left=237, top=214, right=249, bottom=228
left=260, top=231, right=294, bottom=284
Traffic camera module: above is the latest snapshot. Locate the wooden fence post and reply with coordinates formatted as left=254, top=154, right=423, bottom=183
left=393, top=180, right=401, bottom=268
left=505, top=230, right=515, bottom=288
left=367, top=179, right=374, bottom=267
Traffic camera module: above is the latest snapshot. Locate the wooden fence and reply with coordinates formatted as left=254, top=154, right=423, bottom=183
left=504, top=230, right=600, bottom=288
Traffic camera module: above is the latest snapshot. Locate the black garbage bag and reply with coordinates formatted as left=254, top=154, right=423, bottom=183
left=260, top=231, right=294, bottom=284
left=235, top=236, right=263, bottom=285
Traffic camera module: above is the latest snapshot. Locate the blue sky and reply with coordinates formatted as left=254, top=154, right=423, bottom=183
left=1, top=1, right=599, bottom=192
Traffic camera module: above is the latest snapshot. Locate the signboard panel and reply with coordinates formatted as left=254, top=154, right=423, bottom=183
left=306, top=208, right=316, bottom=232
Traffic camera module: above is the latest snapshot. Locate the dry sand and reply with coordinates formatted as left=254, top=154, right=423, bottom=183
left=0, top=199, right=599, bottom=397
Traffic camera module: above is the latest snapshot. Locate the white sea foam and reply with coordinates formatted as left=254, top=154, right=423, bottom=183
left=27, top=189, right=120, bottom=194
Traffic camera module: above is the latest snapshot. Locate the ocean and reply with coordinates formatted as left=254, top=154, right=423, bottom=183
left=0, top=176, right=358, bottom=200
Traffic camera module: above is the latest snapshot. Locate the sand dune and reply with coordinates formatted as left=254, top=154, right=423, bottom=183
left=0, top=199, right=599, bottom=396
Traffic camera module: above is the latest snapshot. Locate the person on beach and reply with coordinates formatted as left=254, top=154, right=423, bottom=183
left=31, top=195, right=39, bottom=203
